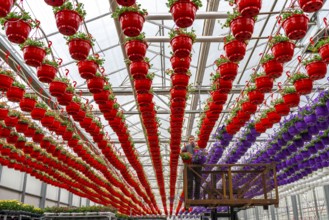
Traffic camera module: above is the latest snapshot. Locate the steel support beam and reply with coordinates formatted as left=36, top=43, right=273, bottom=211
left=291, top=195, right=299, bottom=220
left=145, top=36, right=268, bottom=43
left=313, top=188, right=320, bottom=219
left=324, top=185, right=329, bottom=219
left=21, top=173, right=28, bottom=203
left=39, top=183, right=47, bottom=209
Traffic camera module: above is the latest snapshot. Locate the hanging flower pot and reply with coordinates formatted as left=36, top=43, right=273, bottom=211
left=242, top=102, right=257, bottom=114
left=94, top=89, right=110, bottom=105
left=3, top=12, right=32, bottom=44
left=31, top=105, right=47, bottom=120
left=125, top=37, right=147, bottom=61
left=294, top=78, right=313, bottom=95
left=134, top=77, right=152, bottom=93
left=57, top=91, right=73, bottom=106
left=298, top=0, right=323, bottom=12
left=248, top=90, right=264, bottom=104
left=224, top=36, right=247, bottom=62
left=113, top=6, right=146, bottom=37
left=54, top=2, right=84, bottom=36
left=129, top=59, right=150, bottom=79
left=44, top=0, right=65, bottom=6
left=19, top=94, right=37, bottom=112
left=67, top=33, right=93, bottom=60
left=49, top=78, right=68, bottom=97
left=215, top=59, right=239, bottom=80
left=261, top=54, right=283, bottom=79
left=215, top=79, right=233, bottom=94
left=32, top=132, right=44, bottom=143
left=229, top=16, right=255, bottom=41
left=37, top=60, right=58, bottom=83
left=87, top=76, right=105, bottom=93
left=315, top=105, right=329, bottom=121
left=270, top=35, right=295, bottom=63
left=0, top=107, right=8, bottom=120
left=304, top=112, right=317, bottom=126
left=255, top=75, right=273, bottom=93
left=282, top=11, right=309, bottom=40
left=7, top=82, right=25, bottom=102
left=267, top=111, right=281, bottom=124
left=4, top=113, right=19, bottom=127
left=66, top=100, right=80, bottom=115
left=169, top=0, right=200, bottom=28
left=211, top=91, right=227, bottom=105
left=16, top=121, right=28, bottom=133
left=41, top=113, right=55, bottom=127
left=304, top=56, right=327, bottom=80
left=282, top=87, right=300, bottom=108
left=137, top=92, right=153, bottom=106
left=116, top=0, right=136, bottom=6
left=236, top=0, right=262, bottom=17
left=21, top=39, right=48, bottom=67
left=170, top=29, right=195, bottom=58
left=77, top=56, right=104, bottom=79
left=0, top=69, right=14, bottom=91
left=170, top=56, right=191, bottom=74
left=260, top=117, right=272, bottom=129
left=274, top=101, right=290, bottom=116
left=318, top=43, right=329, bottom=63
left=255, top=123, right=266, bottom=133
left=24, top=126, right=36, bottom=137
left=171, top=72, right=190, bottom=89
left=170, top=88, right=187, bottom=101
left=0, top=0, right=14, bottom=17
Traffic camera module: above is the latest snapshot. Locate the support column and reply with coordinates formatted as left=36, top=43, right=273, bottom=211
left=86, top=199, right=90, bottom=207
left=39, top=182, right=47, bottom=209
left=297, top=194, right=303, bottom=220
left=255, top=207, right=260, bottom=220
left=68, top=192, right=73, bottom=207
left=313, top=188, right=320, bottom=219
left=285, top=197, right=291, bottom=220
left=20, top=173, right=28, bottom=203
left=270, top=205, right=276, bottom=220
left=323, top=185, right=329, bottom=218
left=57, top=188, right=61, bottom=207
left=291, top=195, right=299, bottom=220
left=243, top=210, right=247, bottom=220
left=0, top=165, right=3, bottom=182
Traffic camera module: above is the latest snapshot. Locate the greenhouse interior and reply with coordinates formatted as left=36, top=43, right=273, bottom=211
left=0, top=0, right=329, bottom=219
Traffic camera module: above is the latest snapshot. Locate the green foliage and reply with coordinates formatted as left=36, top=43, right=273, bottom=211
left=260, top=54, right=275, bottom=64
left=72, top=96, right=81, bottom=104
left=12, top=81, right=26, bottom=90
left=281, top=9, right=304, bottom=21
left=214, top=56, right=230, bottom=66
left=0, top=11, right=35, bottom=28
left=23, top=93, right=38, bottom=101
left=43, top=59, right=59, bottom=68
left=112, top=4, right=147, bottom=19
left=53, top=2, right=86, bottom=18
left=146, top=72, right=155, bottom=80
left=35, top=102, right=48, bottom=110
left=245, top=85, right=256, bottom=93
left=85, top=55, right=105, bottom=66
left=103, top=83, right=112, bottom=91
left=0, top=200, right=43, bottom=214
left=271, top=98, right=284, bottom=106
left=8, top=110, right=20, bottom=117
left=289, top=72, right=309, bottom=84
left=224, top=35, right=240, bottom=44
left=169, top=28, right=196, bottom=43
left=0, top=69, right=14, bottom=78
left=166, top=0, right=203, bottom=8
left=54, top=77, right=70, bottom=84
left=222, top=10, right=241, bottom=28
left=0, top=102, right=7, bottom=109
left=312, top=37, right=329, bottom=52
left=281, top=86, right=296, bottom=95
left=302, top=54, right=322, bottom=66
left=124, top=32, right=145, bottom=43
left=180, top=152, right=192, bottom=160
left=250, top=72, right=266, bottom=83
left=19, top=38, right=51, bottom=55
left=65, top=32, right=95, bottom=46
left=269, top=34, right=291, bottom=47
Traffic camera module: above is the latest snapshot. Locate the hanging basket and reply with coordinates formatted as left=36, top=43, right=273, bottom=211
left=170, top=89, right=187, bottom=101
left=49, top=81, right=67, bottom=97
left=170, top=1, right=197, bottom=28
left=125, top=40, right=147, bottom=62
left=4, top=116, right=18, bottom=127
left=248, top=90, right=264, bottom=104
left=22, top=46, right=46, bottom=67
left=68, top=39, right=91, bottom=60
left=298, top=0, right=323, bottom=13
left=275, top=103, right=290, bottom=116
left=282, top=14, right=309, bottom=40
left=0, top=74, right=13, bottom=91
left=116, top=0, right=136, bottom=6
left=294, top=78, right=313, bottom=95
left=262, top=60, right=283, bottom=79
left=37, top=64, right=57, bottom=83
left=77, top=60, right=98, bottom=80
left=170, top=56, right=191, bottom=74
left=31, top=107, right=46, bottom=120
left=87, top=77, right=105, bottom=93
left=216, top=62, right=239, bottom=80
left=230, top=16, right=255, bottom=41
left=16, top=122, right=28, bottom=133
left=119, top=12, right=145, bottom=37
left=66, top=102, right=80, bottom=115
left=130, top=61, right=149, bottom=79
left=170, top=35, right=193, bottom=58
left=224, top=40, right=247, bottom=62
left=0, top=108, right=8, bottom=120
left=94, top=90, right=110, bottom=105
left=255, top=76, right=273, bottom=93
left=134, top=78, right=152, bottom=93
left=242, top=102, right=257, bottom=114
left=137, top=93, right=153, bottom=106
left=305, top=61, right=327, bottom=80
left=267, top=111, right=281, bottom=124
left=211, top=91, right=228, bottom=105
left=44, top=0, right=65, bottom=6
left=171, top=73, right=190, bottom=89
left=283, top=93, right=300, bottom=108
left=0, top=0, right=14, bottom=17
left=57, top=92, right=73, bottom=106
left=41, top=115, right=55, bottom=127
left=271, top=41, right=295, bottom=63
left=4, top=19, right=31, bottom=44
left=7, top=86, right=25, bottom=102
left=215, top=79, right=233, bottom=94
left=255, top=123, right=266, bottom=133
left=55, top=10, right=82, bottom=36
left=236, top=0, right=262, bottom=17
left=19, top=97, right=36, bottom=112
left=319, top=44, right=329, bottom=63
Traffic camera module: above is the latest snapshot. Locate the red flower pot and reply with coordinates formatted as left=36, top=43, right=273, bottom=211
left=211, top=91, right=227, bottom=105
left=0, top=0, right=14, bottom=17
left=130, top=61, right=149, bottom=79
left=242, top=102, right=257, bottom=114
left=119, top=12, right=145, bottom=37
left=170, top=1, right=197, bottom=28
left=31, top=108, right=46, bottom=121
left=49, top=81, right=67, bottom=97
left=36, top=64, right=57, bottom=83
left=68, top=39, right=91, bottom=60
left=216, top=62, right=239, bottom=80
left=44, top=0, right=65, bottom=6
left=116, top=0, right=136, bottom=6
left=49, top=120, right=60, bottom=131
left=298, top=0, right=323, bottom=12
left=215, top=79, right=233, bottom=94
left=248, top=90, right=264, bottom=104
left=224, top=40, right=247, bottom=62
left=32, top=133, right=44, bottom=143
left=87, top=77, right=104, bottom=93
left=283, top=93, right=300, bottom=108
left=255, top=123, right=266, bottom=133
left=0, top=127, right=10, bottom=138
left=77, top=60, right=98, bottom=80
left=24, top=127, right=35, bottom=137
left=7, top=134, right=18, bottom=144
left=170, top=35, right=193, bottom=58
left=171, top=73, right=190, bottom=89
left=294, top=78, right=313, bottom=95
left=4, top=19, right=31, bottom=44
left=230, top=16, right=255, bottom=41
left=267, top=111, right=281, bottom=124
left=137, top=93, right=153, bottom=106
left=94, top=90, right=110, bottom=105
left=125, top=40, right=147, bottom=62
left=261, top=117, right=272, bottom=129
left=170, top=56, right=191, bottom=74
left=7, top=86, right=25, bottom=102
left=72, top=110, right=85, bottom=121
left=237, top=111, right=250, bottom=122
left=57, top=92, right=73, bottom=106
left=236, top=0, right=261, bottom=17
left=255, top=76, right=273, bottom=93
left=41, top=115, right=55, bottom=127
left=134, top=78, right=152, bottom=93
left=19, top=97, right=36, bottom=112
left=16, top=122, right=28, bottom=133
left=66, top=102, right=80, bottom=115
left=275, top=103, right=290, bottom=116
left=22, top=46, right=46, bottom=67
left=271, top=42, right=295, bottom=63
left=55, top=10, right=82, bottom=36
left=282, top=14, right=309, bottom=40
left=319, top=44, right=329, bottom=63
left=0, top=74, right=13, bottom=91
left=171, top=89, right=187, bottom=101
left=5, top=116, right=18, bottom=127
left=262, top=60, right=283, bottom=79
left=305, top=61, right=327, bottom=80
left=0, top=108, right=8, bottom=120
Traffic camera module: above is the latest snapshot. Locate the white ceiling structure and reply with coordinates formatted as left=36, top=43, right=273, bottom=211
left=1, top=0, right=329, bottom=215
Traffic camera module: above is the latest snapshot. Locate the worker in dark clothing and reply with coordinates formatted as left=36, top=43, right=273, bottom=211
left=182, top=135, right=202, bottom=200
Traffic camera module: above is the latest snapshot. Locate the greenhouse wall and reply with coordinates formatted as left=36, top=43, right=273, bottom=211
left=0, top=165, right=95, bottom=208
